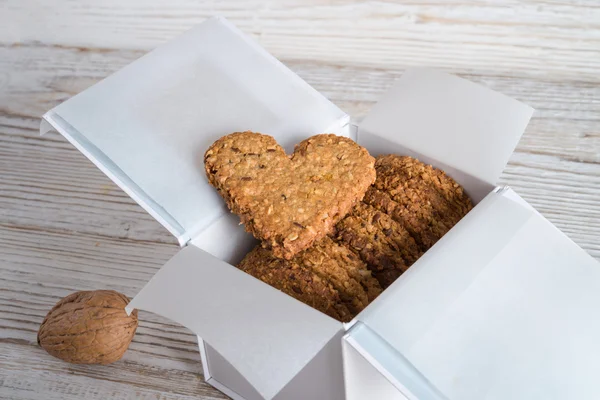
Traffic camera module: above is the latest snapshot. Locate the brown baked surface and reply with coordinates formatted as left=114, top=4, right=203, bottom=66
left=375, top=155, right=473, bottom=227
left=205, top=132, right=376, bottom=260
left=233, top=149, right=473, bottom=316
left=238, top=236, right=382, bottom=322
left=335, top=202, right=422, bottom=288
left=341, top=155, right=472, bottom=287
left=363, top=187, right=443, bottom=251
left=360, top=155, right=472, bottom=253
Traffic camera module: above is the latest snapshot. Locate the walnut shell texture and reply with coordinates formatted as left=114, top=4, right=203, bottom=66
left=38, top=290, right=138, bottom=365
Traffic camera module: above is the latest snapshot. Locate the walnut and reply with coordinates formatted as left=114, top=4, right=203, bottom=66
left=37, top=290, right=138, bottom=365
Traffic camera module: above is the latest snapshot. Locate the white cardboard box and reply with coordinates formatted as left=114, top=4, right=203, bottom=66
left=40, top=16, right=600, bottom=400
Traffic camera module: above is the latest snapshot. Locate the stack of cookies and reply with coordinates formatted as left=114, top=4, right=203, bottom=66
left=237, top=237, right=382, bottom=323
left=205, top=132, right=472, bottom=322
left=338, top=155, right=473, bottom=288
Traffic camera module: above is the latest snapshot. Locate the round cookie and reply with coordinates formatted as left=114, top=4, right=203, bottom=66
left=335, top=202, right=422, bottom=288
left=374, top=155, right=459, bottom=231
left=362, top=186, right=442, bottom=251
left=303, top=236, right=383, bottom=305
left=398, top=156, right=473, bottom=219
left=376, top=155, right=472, bottom=226
left=238, top=245, right=353, bottom=322
left=238, top=237, right=382, bottom=322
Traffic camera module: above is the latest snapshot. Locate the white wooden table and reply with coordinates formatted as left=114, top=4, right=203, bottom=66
left=1, top=1, right=599, bottom=399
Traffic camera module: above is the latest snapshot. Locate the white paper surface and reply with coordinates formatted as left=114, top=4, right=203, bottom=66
left=190, top=212, right=258, bottom=266
left=204, top=341, right=262, bottom=400
left=42, top=16, right=348, bottom=243
left=126, top=244, right=343, bottom=400
left=273, top=330, right=345, bottom=400
left=343, top=323, right=446, bottom=400
left=359, top=69, right=534, bottom=188
left=343, top=339, right=410, bottom=400
left=360, top=190, right=600, bottom=399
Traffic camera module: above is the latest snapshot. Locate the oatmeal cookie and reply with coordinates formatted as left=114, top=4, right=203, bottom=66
left=205, top=132, right=376, bottom=259
left=238, top=237, right=382, bottom=322
left=335, top=203, right=422, bottom=288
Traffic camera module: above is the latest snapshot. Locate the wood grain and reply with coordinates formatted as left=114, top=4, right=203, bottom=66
left=1, top=1, right=599, bottom=399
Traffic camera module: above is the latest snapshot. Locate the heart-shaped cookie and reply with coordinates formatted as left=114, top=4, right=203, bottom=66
left=204, top=131, right=376, bottom=259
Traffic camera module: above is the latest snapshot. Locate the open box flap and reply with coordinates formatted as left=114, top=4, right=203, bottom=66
left=343, top=322, right=446, bottom=400
left=40, top=16, right=348, bottom=244
left=358, top=69, right=534, bottom=188
left=356, top=189, right=600, bottom=399
left=126, top=244, right=343, bottom=400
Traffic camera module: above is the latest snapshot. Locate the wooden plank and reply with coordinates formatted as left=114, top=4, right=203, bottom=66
left=1, top=346, right=228, bottom=400
left=1, top=1, right=599, bottom=399
left=2, top=0, right=599, bottom=82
